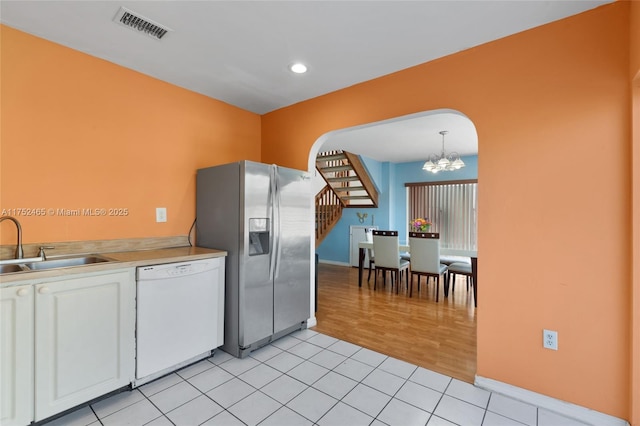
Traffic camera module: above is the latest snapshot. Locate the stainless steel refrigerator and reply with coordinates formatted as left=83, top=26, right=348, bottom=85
left=196, top=161, right=311, bottom=358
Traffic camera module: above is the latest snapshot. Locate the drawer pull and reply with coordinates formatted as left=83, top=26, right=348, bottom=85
left=38, top=287, right=50, bottom=294
left=17, top=288, right=29, bottom=297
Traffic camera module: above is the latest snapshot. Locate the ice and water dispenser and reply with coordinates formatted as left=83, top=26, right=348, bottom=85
left=248, top=218, right=270, bottom=256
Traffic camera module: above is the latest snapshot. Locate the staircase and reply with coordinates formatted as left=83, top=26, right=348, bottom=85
left=315, top=150, right=378, bottom=245
left=315, top=185, right=343, bottom=245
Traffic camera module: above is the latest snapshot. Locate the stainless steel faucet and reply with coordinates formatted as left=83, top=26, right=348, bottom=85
left=0, top=215, right=24, bottom=259
left=38, top=246, right=55, bottom=260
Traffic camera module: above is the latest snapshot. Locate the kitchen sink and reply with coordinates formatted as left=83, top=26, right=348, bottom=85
left=0, top=264, right=27, bottom=274
left=23, top=256, right=112, bottom=271
left=0, top=255, right=114, bottom=275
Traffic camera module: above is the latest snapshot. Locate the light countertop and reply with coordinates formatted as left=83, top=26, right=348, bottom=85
left=0, top=246, right=227, bottom=286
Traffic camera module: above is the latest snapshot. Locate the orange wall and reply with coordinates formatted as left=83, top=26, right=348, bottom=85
left=1, top=3, right=635, bottom=422
left=631, top=1, right=640, bottom=423
left=632, top=78, right=639, bottom=426
left=0, top=25, right=261, bottom=245
left=263, top=3, right=632, bottom=422
left=631, top=0, right=640, bottom=80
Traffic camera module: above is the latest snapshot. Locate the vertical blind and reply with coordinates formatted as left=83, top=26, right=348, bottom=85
left=407, top=180, right=478, bottom=251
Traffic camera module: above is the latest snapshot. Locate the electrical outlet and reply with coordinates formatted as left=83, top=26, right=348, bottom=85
left=156, top=207, right=167, bottom=223
left=543, top=329, right=558, bottom=350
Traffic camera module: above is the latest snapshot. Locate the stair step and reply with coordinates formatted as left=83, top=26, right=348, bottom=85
left=316, top=153, right=347, bottom=162
left=327, top=176, right=360, bottom=182
left=316, top=149, right=379, bottom=245
left=333, top=186, right=365, bottom=192
left=320, top=165, right=352, bottom=172
left=342, top=195, right=374, bottom=200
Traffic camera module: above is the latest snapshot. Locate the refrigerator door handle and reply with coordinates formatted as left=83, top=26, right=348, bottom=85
left=268, top=165, right=277, bottom=282
left=274, top=167, right=282, bottom=279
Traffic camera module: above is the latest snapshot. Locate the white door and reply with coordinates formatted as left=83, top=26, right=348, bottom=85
left=34, top=270, right=135, bottom=421
left=0, top=284, right=34, bottom=426
left=350, top=226, right=378, bottom=267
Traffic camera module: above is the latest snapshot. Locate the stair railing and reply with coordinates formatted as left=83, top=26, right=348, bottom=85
left=315, top=185, right=344, bottom=245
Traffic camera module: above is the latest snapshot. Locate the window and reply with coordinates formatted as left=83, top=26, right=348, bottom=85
left=406, top=180, right=477, bottom=251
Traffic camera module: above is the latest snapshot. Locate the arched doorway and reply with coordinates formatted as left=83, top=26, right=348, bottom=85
left=307, top=109, right=479, bottom=383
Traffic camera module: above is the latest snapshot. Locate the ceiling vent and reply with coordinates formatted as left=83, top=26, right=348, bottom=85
left=113, top=7, right=172, bottom=40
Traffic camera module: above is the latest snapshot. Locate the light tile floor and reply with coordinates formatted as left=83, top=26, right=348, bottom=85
left=42, top=330, right=591, bottom=426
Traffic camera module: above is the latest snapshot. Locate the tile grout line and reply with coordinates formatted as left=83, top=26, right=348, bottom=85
left=46, top=332, right=565, bottom=426
left=88, top=403, right=104, bottom=426
left=297, top=344, right=417, bottom=424
left=95, top=343, right=382, bottom=425
left=144, top=366, right=248, bottom=426
left=427, top=375, right=454, bottom=425
left=261, top=338, right=378, bottom=424
left=283, top=337, right=452, bottom=424
left=135, top=386, right=174, bottom=426
left=289, top=339, right=377, bottom=421
left=205, top=354, right=292, bottom=425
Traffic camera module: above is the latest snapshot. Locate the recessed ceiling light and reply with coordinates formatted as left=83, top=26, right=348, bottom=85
left=289, top=63, right=308, bottom=74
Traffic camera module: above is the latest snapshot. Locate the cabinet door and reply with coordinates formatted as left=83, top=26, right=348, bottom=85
left=34, top=270, right=135, bottom=421
left=0, top=285, right=34, bottom=426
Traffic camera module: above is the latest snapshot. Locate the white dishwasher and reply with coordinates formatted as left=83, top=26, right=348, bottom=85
left=135, top=257, right=225, bottom=386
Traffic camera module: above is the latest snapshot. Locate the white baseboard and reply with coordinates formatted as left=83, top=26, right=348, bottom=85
left=306, top=316, right=317, bottom=328
left=475, top=376, right=629, bottom=426
left=318, top=259, right=351, bottom=267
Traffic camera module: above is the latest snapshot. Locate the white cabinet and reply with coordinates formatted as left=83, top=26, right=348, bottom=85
left=34, top=269, right=135, bottom=421
left=0, top=285, right=34, bottom=426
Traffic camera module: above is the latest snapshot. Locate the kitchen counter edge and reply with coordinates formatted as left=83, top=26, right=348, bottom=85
left=0, top=246, right=227, bottom=287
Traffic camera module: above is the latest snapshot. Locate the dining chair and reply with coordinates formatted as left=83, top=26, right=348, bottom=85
left=364, top=227, right=375, bottom=282
left=447, top=261, right=476, bottom=306
left=402, top=252, right=466, bottom=266
left=372, top=230, right=410, bottom=293
left=439, top=255, right=470, bottom=266
left=407, top=232, right=448, bottom=301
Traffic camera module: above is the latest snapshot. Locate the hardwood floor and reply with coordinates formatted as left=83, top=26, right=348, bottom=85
left=312, top=263, right=477, bottom=383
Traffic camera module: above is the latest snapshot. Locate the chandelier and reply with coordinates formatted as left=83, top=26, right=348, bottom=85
left=422, top=130, right=465, bottom=173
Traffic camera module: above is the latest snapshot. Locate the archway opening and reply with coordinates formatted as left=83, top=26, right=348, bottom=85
left=307, top=109, right=479, bottom=383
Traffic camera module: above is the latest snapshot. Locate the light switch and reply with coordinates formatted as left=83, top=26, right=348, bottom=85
left=156, top=207, right=167, bottom=223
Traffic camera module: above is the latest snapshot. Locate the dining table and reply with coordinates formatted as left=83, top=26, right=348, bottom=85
left=357, top=241, right=478, bottom=306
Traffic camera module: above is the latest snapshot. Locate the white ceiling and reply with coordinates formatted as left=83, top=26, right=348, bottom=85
left=1, top=0, right=611, bottom=162
left=320, top=110, right=478, bottom=163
